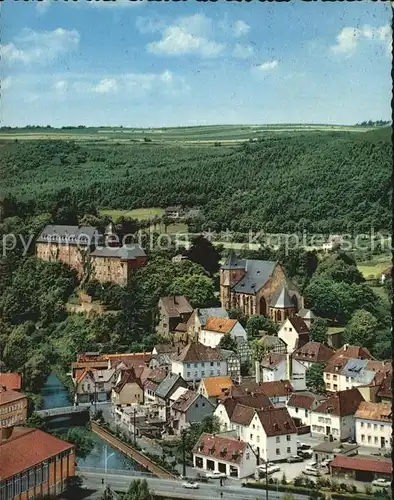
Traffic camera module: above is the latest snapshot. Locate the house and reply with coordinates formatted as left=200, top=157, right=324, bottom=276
left=376, top=375, right=392, bottom=403
left=329, top=455, right=392, bottom=483
left=0, top=387, right=28, bottom=427
left=322, top=235, right=342, bottom=252
left=111, top=369, right=144, bottom=406
left=198, top=376, right=234, bottom=404
left=0, top=373, right=22, bottom=391
left=354, top=402, right=392, bottom=451
left=169, top=390, right=214, bottom=435
left=107, top=352, right=152, bottom=370
left=296, top=308, right=316, bottom=329
left=186, top=307, right=229, bottom=341
left=113, top=404, right=161, bottom=434
left=260, top=353, right=307, bottom=391
left=193, top=432, right=257, bottom=479
left=310, top=387, right=364, bottom=441
left=171, top=343, right=231, bottom=383
left=71, top=352, right=109, bottom=380
left=0, top=426, right=75, bottom=500
left=165, top=206, right=183, bottom=218
left=198, top=317, right=247, bottom=349
left=312, top=440, right=359, bottom=466
left=278, top=316, right=309, bottom=354
left=157, top=296, right=193, bottom=339
left=328, top=344, right=375, bottom=362
left=238, top=379, right=294, bottom=407
left=140, top=367, right=167, bottom=403
left=286, top=392, right=326, bottom=428
left=219, top=252, right=303, bottom=319
left=220, top=349, right=241, bottom=381
left=35, top=224, right=102, bottom=277
left=293, top=341, right=335, bottom=369
left=258, top=335, right=288, bottom=354
left=74, top=368, right=117, bottom=403
left=323, top=358, right=387, bottom=393
left=154, top=373, right=188, bottom=421
left=90, top=244, right=147, bottom=286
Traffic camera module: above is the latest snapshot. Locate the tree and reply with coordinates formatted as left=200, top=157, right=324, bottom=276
left=251, top=339, right=266, bottom=363
left=59, top=428, right=94, bottom=459
left=314, top=252, right=364, bottom=285
left=309, top=318, right=328, bottom=343
left=168, top=274, right=216, bottom=308
left=246, top=315, right=277, bottom=339
left=123, top=479, right=154, bottom=500
left=344, top=309, right=378, bottom=351
left=306, top=363, right=325, bottom=394
left=187, top=235, right=221, bottom=276
left=218, top=334, right=238, bottom=352
left=228, top=307, right=247, bottom=327
left=26, top=412, right=48, bottom=431
left=282, top=495, right=296, bottom=500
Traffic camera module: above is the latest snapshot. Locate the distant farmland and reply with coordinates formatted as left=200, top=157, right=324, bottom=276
left=0, top=123, right=378, bottom=144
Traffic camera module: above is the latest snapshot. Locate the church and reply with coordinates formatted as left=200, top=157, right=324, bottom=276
left=219, top=252, right=304, bottom=323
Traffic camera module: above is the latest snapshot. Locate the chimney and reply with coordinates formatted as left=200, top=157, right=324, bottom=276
left=286, top=354, right=292, bottom=380
left=255, top=361, right=261, bottom=384
left=1, top=426, right=14, bottom=442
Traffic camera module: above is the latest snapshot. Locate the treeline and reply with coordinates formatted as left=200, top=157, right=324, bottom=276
left=0, top=130, right=391, bottom=233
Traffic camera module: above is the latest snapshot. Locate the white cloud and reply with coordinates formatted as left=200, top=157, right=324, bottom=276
left=233, top=43, right=254, bottom=59
left=330, top=24, right=391, bottom=56
left=94, top=78, right=118, bottom=94
left=233, top=20, right=250, bottom=38
left=54, top=80, right=68, bottom=92
left=257, top=60, right=279, bottom=71
left=146, top=14, right=225, bottom=58
left=0, top=28, right=79, bottom=65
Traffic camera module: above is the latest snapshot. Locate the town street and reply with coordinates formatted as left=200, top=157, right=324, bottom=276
left=79, top=470, right=310, bottom=500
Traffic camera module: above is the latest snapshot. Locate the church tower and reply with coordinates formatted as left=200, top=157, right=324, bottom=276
left=269, top=285, right=296, bottom=324
left=219, top=251, right=246, bottom=310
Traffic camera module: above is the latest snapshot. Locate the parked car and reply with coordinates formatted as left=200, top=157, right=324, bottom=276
left=287, top=455, right=304, bottom=463
left=205, top=471, right=226, bottom=479
left=297, top=441, right=311, bottom=450
left=307, top=460, right=317, bottom=468
left=258, top=464, right=281, bottom=475
left=182, top=481, right=200, bottom=489
left=303, top=467, right=320, bottom=477
left=372, top=479, right=391, bottom=488
left=298, top=450, right=313, bottom=459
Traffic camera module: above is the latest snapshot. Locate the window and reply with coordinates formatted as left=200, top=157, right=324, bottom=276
left=326, top=383, right=331, bottom=389
left=194, top=363, right=198, bottom=368
left=289, top=327, right=292, bottom=332
left=360, top=422, right=364, bottom=428
left=333, top=375, right=337, bottom=381
left=210, top=370, right=214, bottom=376
left=28, top=469, right=35, bottom=488
left=326, top=374, right=330, bottom=380
left=276, top=448, right=280, bottom=455
left=374, top=424, right=377, bottom=430
left=257, top=436, right=260, bottom=443
left=187, top=372, right=190, bottom=378
left=380, top=425, right=384, bottom=431
left=287, top=447, right=291, bottom=453
left=367, top=436, right=371, bottom=443
left=295, top=407, right=298, bottom=413
left=187, top=364, right=191, bottom=368
left=195, top=403, right=199, bottom=408
left=276, top=437, right=280, bottom=443
left=217, top=362, right=220, bottom=366
left=374, top=436, right=378, bottom=444
left=286, top=435, right=291, bottom=441
left=210, top=362, right=214, bottom=367
left=361, top=435, right=365, bottom=442
left=305, top=409, right=308, bottom=416
left=202, top=403, right=205, bottom=407
left=253, top=424, right=255, bottom=429
left=367, top=423, right=371, bottom=429
left=333, top=384, right=338, bottom=390
left=250, top=434, right=253, bottom=440
left=202, top=372, right=205, bottom=377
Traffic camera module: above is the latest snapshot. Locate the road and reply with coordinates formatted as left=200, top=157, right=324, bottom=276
left=79, top=470, right=310, bottom=500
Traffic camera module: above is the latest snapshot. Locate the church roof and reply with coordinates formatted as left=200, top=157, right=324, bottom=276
left=232, top=260, right=276, bottom=294
left=298, top=308, right=316, bottom=320
left=270, top=286, right=294, bottom=309
left=221, top=251, right=245, bottom=270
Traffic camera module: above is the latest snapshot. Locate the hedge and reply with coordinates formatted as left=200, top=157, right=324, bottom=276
left=243, top=482, right=317, bottom=496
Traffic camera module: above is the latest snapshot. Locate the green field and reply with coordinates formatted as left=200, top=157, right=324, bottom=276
left=101, top=207, right=164, bottom=221
left=0, top=123, right=382, bottom=144
left=357, top=257, right=391, bottom=279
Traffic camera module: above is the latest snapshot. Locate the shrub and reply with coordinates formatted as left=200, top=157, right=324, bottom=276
left=281, top=473, right=287, bottom=485
left=364, top=485, right=372, bottom=495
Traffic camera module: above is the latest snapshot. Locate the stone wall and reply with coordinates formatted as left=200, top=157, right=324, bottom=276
left=35, top=242, right=86, bottom=277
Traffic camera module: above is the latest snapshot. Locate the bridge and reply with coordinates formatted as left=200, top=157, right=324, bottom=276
left=36, top=404, right=91, bottom=420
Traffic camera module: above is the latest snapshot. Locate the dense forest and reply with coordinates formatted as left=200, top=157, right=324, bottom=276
left=1, top=128, right=391, bottom=233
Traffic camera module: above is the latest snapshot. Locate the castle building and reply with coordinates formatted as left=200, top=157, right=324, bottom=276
left=219, top=252, right=303, bottom=321
left=35, top=225, right=102, bottom=277
left=90, top=244, right=147, bottom=286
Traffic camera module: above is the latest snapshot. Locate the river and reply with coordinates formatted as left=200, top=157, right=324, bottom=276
left=41, top=373, right=139, bottom=471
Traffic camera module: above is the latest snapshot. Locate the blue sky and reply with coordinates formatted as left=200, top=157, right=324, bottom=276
left=1, top=0, right=392, bottom=127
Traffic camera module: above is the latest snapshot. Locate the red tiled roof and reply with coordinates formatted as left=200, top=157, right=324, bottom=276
left=355, top=402, right=392, bottom=422
left=114, top=368, right=143, bottom=394
left=0, top=387, right=27, bottom=405
left=200, top=376, right=234, bottom=398
left=287, top=392, right=322, bottom=410
left=329, top=345, right=374, bottom=362
left=0, top=373, right=22, bottom=391
left=287, top=316, right=310, bottom=334
left=160, top=296, right=193, bottom=317
left=205, top=317, right=237, bottom=334
left=377, top=375, right=392, bottom=399
left=193, top=433, right=250, bottom=465
left=330, top=455, right=392, bottom=475
left=0, top=427, right=74, bottom=479
left=253, top=380, right=294, bottom=398
left=171, top=390, right=199, bottom=413
left=293, top=341, right=335, bottom=364
left=313, top=388, right=364, bottom=417
left=256, top=407, right=297, bottom=437
left=261, top=353, right=286, bottom=369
